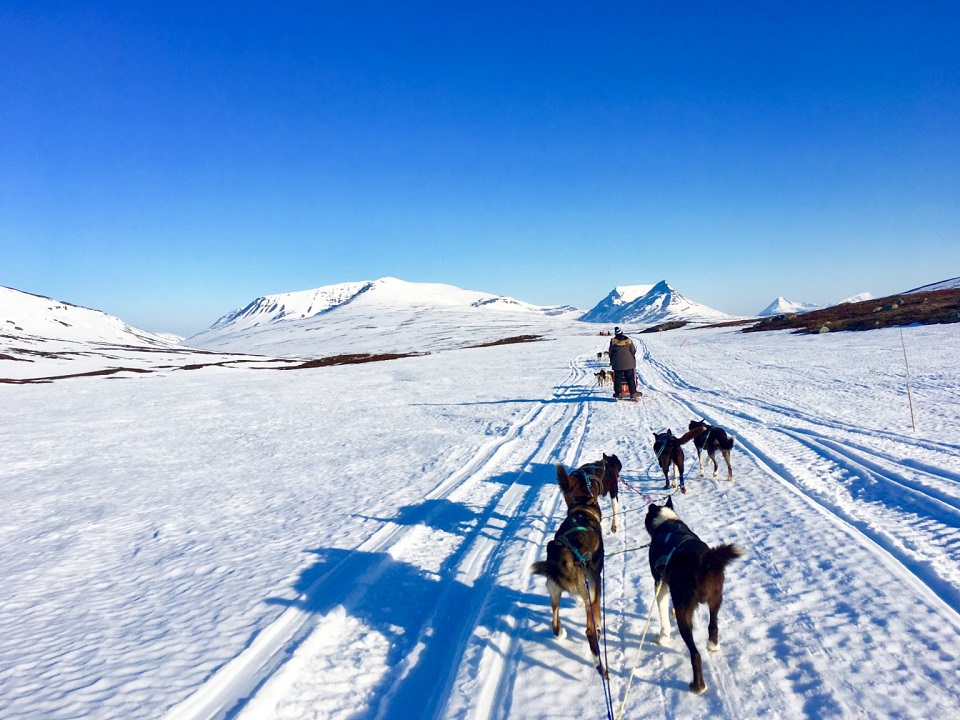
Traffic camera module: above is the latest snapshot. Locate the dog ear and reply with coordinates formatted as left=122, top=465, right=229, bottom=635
left=666, top=495, right=674, bottom=510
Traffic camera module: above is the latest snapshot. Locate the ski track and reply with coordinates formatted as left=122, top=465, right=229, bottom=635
left=169, top=357, right=594, bottom=719
left=163, top=337, right=960, bottom=720
left=642, top=356, right=960, bottom=620
left=625, top=339, right=960, bottom=718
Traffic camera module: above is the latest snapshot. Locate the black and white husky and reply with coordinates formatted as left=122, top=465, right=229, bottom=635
left=688, top=419, right=735, bottom=481
left=645, top=496, right=743, bottom=694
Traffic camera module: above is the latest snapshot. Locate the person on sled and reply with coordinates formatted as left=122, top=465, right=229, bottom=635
left=608, top=326, right=640, bottom=400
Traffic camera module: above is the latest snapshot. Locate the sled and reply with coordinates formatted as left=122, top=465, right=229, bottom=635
left=613, top=378, right=641, bottom=401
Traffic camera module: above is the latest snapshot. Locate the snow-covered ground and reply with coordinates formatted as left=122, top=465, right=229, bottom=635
left=2, top=321, right=959, bottom=719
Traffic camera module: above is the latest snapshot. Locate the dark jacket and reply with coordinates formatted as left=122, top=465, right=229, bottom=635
left=608, top=333, right=637, bottom=371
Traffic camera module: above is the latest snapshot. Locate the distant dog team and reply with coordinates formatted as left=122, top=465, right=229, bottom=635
left=594, top=369, right=613, bottom=387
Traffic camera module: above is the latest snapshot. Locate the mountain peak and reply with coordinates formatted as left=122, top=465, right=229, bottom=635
left=580, top=280, right=730, bottom=325
left=757, top=297, right=820, bottom=317
left=188, top=277, right=582, bottom=354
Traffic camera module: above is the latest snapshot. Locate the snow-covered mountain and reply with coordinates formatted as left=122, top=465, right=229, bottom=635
left=577, top=285, right=654, bottom=323
left=580, top=280, right=731, bottom=326
left=836, top=292, right=873, bottom=305
left=188, top=277, right=582, bottom=357
left=0, top=286, right=266, bottom=382
left=906, top=276, right=960, bottom=293
left=205, top=282, right=371, bottom=333
left=758, top=292, right=874, bottom=317
left=0, top=285, right=175, bottom=348
left=757, top=297, right=821, bottom=317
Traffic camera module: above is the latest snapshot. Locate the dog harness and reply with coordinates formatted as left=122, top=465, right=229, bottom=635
left=698, top=426, right=713, bottom=447
left=557, top=531, right=590, bottom=564
left=573, top=460, right=612, bottom=499
left=650, top=521, right=698, bottom=584
left=555, top=509, right=600, bottom=565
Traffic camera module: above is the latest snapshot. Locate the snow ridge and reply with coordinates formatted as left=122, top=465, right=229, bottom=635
left=0, top=285, right=175, bottom=347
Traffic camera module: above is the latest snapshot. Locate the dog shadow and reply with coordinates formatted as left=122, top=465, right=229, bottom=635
left=354, top=497, right=479, bottom=535
left=260, top=547, right=573, bottom=717
left=249, top=460, right=585, bottom=716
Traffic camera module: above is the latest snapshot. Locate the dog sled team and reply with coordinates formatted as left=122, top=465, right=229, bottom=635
left=531, top=332, right=743, bottom=697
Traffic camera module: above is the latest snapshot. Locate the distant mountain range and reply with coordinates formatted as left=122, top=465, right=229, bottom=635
left=186, top=277, right=582, bottom=356
left=578, top=280, right=732, bottom=325
left=4, top=276, right=954, bottom=362
left=756, top=291, right=874, bottom=317
left=205, top=277, right=578, bottom=338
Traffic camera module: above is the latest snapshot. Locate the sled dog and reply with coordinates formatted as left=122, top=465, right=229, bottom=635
left=530, top=466, right=607, bottom=677
left=688, top=420, right=735, bottom=481
left=557, top=454, right=622, bottom=533
left=645, top=496, right=743, bottom=694
left=652, top=428, right=704, bottom=493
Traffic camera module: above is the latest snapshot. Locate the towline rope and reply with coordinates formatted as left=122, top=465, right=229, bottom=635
left=605, top=542, right=650, bottom=559
left=614, top=579, right=663, bottom=720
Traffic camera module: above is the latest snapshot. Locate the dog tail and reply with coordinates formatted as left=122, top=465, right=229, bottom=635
left=556, top=464, right=572, bottom=495
left=529, top=560, right=553, bottom=578
left=720, top=434, right=735, bottom=451
left=702, top=543, right=744, bottom=575
left=676, top=426, right=706, bottom=445
left=530, top=557, right=567, bottom=587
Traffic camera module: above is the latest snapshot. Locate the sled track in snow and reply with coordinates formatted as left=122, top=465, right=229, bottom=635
left=637, top=387, right=960, bottom=717
left=638, top=340, right=960, bottom=616
left=781, top=427, right=960, bottom=511
left=163, top=356, right=595, bottom=720
left=637, top=337, right=960, bottom=457
left=656, top=388, right=960, bottom=622
left=370, top=359, right=593, bottom=719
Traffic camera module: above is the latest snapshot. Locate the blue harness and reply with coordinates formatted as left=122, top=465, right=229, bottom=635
left=650, top=522, right=699, bottom=583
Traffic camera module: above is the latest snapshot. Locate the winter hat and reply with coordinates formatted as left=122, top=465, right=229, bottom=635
left=614, top=326, right=621, bottom=334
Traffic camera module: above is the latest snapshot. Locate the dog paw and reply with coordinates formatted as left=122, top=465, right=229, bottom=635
left=554, top=627, right=567, bottom=640
left=689, top=681, right=707, bottom=695
left=656, top=633, right=671, bottom=645
left=707, top=640, right=720, bottom=652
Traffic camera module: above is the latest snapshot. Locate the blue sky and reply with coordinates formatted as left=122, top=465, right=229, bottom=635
left=2, top=1, right=958, bottom=336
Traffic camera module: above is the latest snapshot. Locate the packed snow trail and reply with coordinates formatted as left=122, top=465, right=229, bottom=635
left=223, top=330, right=960, bottom=720
left=3, top=325, right=960, bottom=720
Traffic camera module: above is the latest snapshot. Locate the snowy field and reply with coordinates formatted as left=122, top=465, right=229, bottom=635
left=2, top=322, right=960, bottom=719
